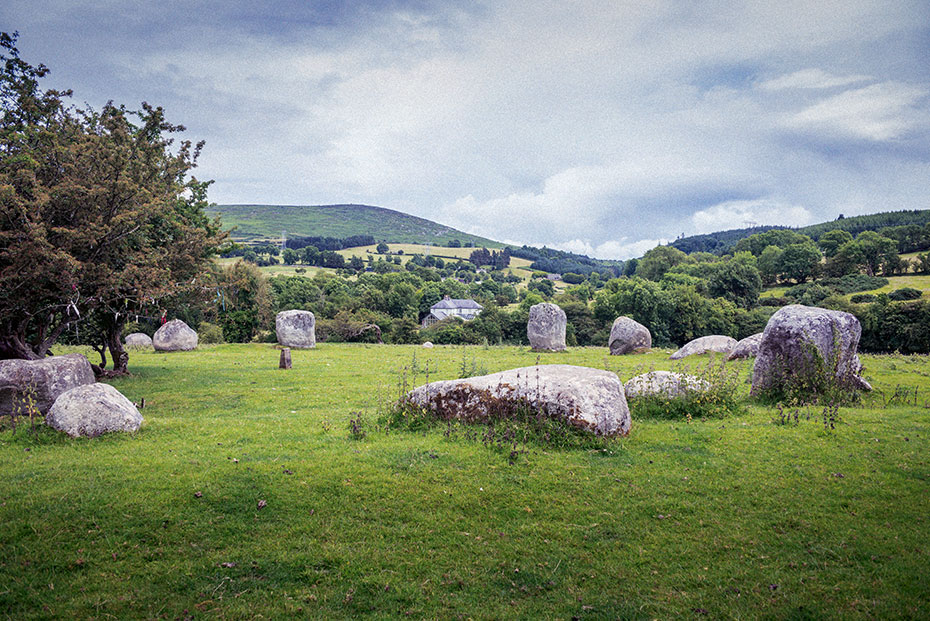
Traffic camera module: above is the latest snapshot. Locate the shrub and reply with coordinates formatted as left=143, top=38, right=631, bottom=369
left=759, top=296, right=789, bottom=307
left=888, top=287, right=922, bottom=301
left=625, top=360, right=744, bottom=420
left=198, top=321, right=225, bottom=344
left=859, top=299, right=930, bottom=353
left=851, top=294, right=876, bottom=304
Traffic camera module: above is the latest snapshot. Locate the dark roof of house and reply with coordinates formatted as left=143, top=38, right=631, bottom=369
left=431, top=298, right=483, bottom=310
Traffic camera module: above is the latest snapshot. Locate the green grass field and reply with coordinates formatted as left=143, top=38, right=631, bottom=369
left=1, top=345, right=928, bottom=618
left=216, top=248, right=540, bottom=286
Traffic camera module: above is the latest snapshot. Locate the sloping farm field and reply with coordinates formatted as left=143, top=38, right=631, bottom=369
left=1, top=344, right=928, bottom=619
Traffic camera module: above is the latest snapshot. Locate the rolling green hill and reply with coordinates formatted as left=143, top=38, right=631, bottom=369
left=208, top=203, right=503, bottom=247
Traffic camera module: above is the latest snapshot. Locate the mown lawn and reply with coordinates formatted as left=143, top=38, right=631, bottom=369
left=1, top=344, right=928, bottom=619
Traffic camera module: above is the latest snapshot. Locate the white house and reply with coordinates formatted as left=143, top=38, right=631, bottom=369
left=421, top=296, right=483, bottom=328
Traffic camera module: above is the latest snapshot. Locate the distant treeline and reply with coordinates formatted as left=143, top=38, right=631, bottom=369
left=509, top=246, right=624, bottom=276
left=671, top=210, right=930, bottom=256
left=671, top=226, right=782, bottom=255
left=286, top=234, right=376, bottom=251
left=468, top=247, right=511, bottom=270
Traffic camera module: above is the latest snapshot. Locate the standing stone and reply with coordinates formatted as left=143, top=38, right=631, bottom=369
left=405, top=364, right=630, bottom=436
left=752, top=304, right=871, bottom=396
left=670, top=335, right=737, bottom=360
left=609, top=317, right=652, bottom=355
left=275, top=310, right=316, bottom=349
left=124, top=333, right=153, bottom=349
left=527, top=303, right=567, bottom=352
left=279, top=348, right=292, bottom=370
left=727, top=333, right=763, bottom=361
left=0, top=354, right=97, bottom=416
left=153, top=320, right=198, bottom=351
left=46, top=383, right=142, bottom=437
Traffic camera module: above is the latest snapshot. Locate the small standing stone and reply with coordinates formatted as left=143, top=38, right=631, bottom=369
left=276, top=310, right=316, bottom=349
left=527, top=303, right=567, bottom=352
left=279, top=348, right=292, bottom=370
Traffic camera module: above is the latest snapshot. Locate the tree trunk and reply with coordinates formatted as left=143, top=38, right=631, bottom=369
left=0, top=332, right=42, bottom=360
left=105, top=315, right=129, bottom=375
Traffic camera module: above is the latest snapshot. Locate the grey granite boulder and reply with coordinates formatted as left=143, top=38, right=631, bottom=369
left=624, top=371, right=709, bottom=399
left=752, top=304, right=871, bottom=395
left=46, top=383, right=142, bottom=437
left=0, top=354, right=96, bottom=416
left=727, top=333, right=763, bottom=361
left=405, top=364, right=630, bottom=436
left=670, top=335, right=737, bottom=360
left=609, top=316, right=652, bottom=355
left=275, top=310, right=316, bottom=349
left=124, top=333, right=153, bottom=349
left=153, top=320, right=198, bottom=351
left=527, top=303, right=567, bottom=351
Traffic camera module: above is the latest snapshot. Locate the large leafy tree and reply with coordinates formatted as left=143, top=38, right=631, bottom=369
left=0, top=33, right=226, bottom=369
left=833, top=231, right=899, bottom=277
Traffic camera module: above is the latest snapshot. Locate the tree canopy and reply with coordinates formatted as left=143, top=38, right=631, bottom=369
left=0, top=33, right=226, bottom=367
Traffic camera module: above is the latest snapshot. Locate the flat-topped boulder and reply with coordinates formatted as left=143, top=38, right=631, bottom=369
left=405, top=364, right=630, bottom=436
left=670, top=335, right=737, bottom=360
left=609, top=316, right=652, bottom=355
left=153, top=320, right=198, bottom=351
left=124, top=333, right=153, bottom=349
left=0, top=354, right=96, bottom=416
left=752, top=304, right=871, bottom=396
left=527, top=303, right=567, bottom=352
left=624, top=371, right=709, bottom=399
left=727, top=333, right=763, bottom=361
left=45, top=383, right=142, bottom=437
left=275, top=310, right=316, bottom=349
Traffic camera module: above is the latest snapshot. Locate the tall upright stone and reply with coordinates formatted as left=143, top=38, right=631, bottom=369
left=527, top=303, right=566, bottom=351
left=752, top=304, right=870, bottom=396
left=276, top=310, right=316, bottom=349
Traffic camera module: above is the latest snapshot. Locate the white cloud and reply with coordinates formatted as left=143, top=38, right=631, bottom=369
left=691, top=200, right=815, bottom=233
left=551, top=238, right=668, bottom=261
left=786, top=82, right=928, bottom=141
left=758, top=69, right=871, bottom=91
left=4, top=0, right=928, bottom=253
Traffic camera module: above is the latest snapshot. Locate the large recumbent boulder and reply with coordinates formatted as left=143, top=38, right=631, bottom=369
left=153, top=319, right=198, bottom=351
left=527, top=303, right=567, bottom=352
left=405, top=364, right=631, bottom=436
left=275, top=310, right=316, bottom=349
left=609, top=316, right=652, bottom=355
left=124, top=332, right=153, bottom=349
left=751, top=304, right=870, bottom=396
left=624, top=371, right=709, bottom=399
left=670, top=335, right=737, bottom=360
left=0, top=354, right=96, bottom=416
left=45, top=383, right=142, bottom=437
left=727, top=333, right=763, bottom=360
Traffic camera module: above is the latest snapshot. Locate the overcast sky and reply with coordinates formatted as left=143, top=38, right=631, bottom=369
left=3, top=1, right=929, bottom=258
